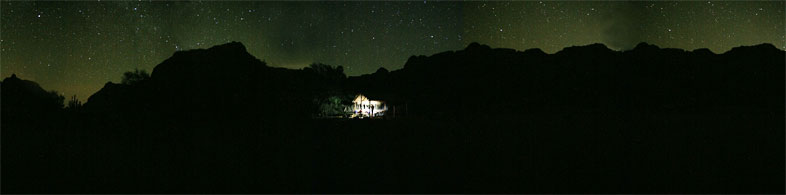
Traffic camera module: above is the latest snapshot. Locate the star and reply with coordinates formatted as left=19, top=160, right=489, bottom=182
left=1, top=1, right=782, bottom=100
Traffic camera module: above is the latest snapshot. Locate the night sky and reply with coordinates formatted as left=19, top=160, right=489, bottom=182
left=2, top=1, right=784, bottom=100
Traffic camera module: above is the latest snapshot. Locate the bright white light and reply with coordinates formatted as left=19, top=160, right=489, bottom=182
left=351, top=94, right=386, bottom=117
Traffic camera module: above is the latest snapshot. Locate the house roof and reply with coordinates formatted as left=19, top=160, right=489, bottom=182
left=353, top=94, right=384, bottom=104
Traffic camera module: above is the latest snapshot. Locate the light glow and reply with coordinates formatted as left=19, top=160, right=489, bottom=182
left=351, top=94, right=386, bottom=118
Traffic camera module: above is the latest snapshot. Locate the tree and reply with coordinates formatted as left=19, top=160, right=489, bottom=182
left=46, top=90, right=65, bottom=109
left=304, top=63, right=346, bottom=81
left=314, top=95, right=350, bottom=117
left=67, top=95, right=82, bottom=110
left=121, top=68, right=150, bottom=85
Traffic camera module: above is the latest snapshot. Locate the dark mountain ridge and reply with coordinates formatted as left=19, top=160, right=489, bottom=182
left=350, top=41, right=783, bottom=117
left=27, top=40, right=773, bottom=127
left=83, top=42, right=323, bottom=122
left=5, top=41, right=777, bottom=118
left=1, top=74, right=64, bottom=116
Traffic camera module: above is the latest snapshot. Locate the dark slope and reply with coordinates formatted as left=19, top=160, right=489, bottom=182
left=1, top=74, right=68, bottom=193
left=340, top=43, right=784, bottom=193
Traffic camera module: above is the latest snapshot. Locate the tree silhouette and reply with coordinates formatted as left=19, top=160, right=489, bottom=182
left=313, top=95, right=350, bottom=117
left=304, top=63, right=346, bottom=82
left=42, top=90, right=65, bottom=110
left=120, top=68, right=150, bottom=85
left=66, top=95, right=82, bottom=110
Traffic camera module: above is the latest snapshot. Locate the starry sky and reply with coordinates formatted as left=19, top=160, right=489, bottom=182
left=2, top=1, right=784, bottom=100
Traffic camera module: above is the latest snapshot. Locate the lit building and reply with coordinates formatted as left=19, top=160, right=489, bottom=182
left=351, top=94, right=386, bottom=118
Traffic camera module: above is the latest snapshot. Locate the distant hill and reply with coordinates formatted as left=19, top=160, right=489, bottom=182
left=7, top=41, right=785, bottom=119
left=349, top=42, right=784, bottom=116
left=82, top=42, right=349, bottom=122
left=1, top=74, right=64, bottom=116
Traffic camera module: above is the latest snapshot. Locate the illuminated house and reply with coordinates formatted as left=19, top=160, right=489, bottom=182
left=351, top=94, right=386, bottom=118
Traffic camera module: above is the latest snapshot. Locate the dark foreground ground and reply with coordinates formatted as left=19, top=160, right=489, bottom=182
left=3, top=111, right=783, bottom=193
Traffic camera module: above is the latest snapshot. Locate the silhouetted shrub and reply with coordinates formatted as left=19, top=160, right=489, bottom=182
left=304, top=63, right=346, bottom=81
left=120, top=68, right=150, bottom=85
left=47, top=90, right=65, bottom=109
left=313, top=95, right=351, bottom=117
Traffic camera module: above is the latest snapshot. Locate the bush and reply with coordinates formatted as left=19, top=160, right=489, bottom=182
left=121, top=68, right=150, bottom=85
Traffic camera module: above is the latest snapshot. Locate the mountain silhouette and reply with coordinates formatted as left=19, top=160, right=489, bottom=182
left=2, top=42, right=784, bottom=193
left=84, top=42, right=327, bottom=122
left=1, top=74, right=64, bottom=116
left=81, top=41, right=785, bottom=118
left=350, top=42, right=783, bottom=117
